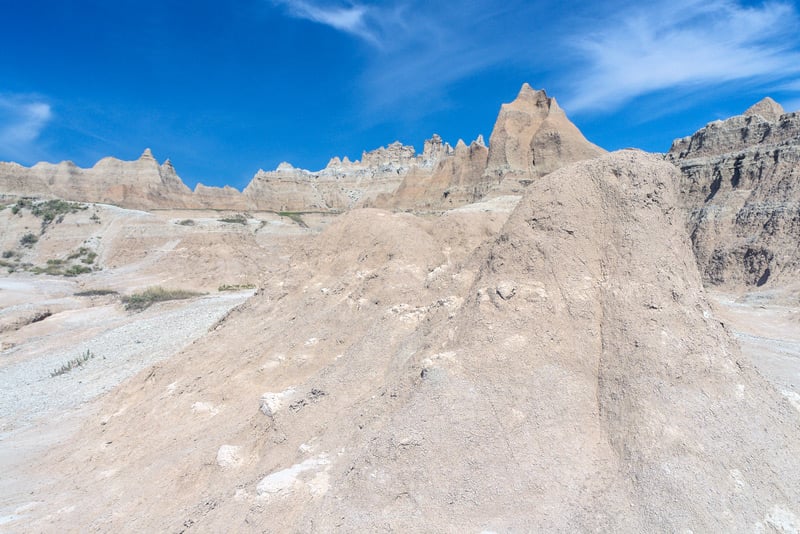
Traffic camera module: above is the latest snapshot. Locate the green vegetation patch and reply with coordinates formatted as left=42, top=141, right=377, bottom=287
left=122, top=286, right=204, bottom=311
left=64, top=265, right=92, bottom=276
left=27, top=247, right=99, bottom=277
left=19, top=233, right=38, bottom=247
left=218, top=213, right=249, bottom=225
left=12, top=198, right=88, bottom=232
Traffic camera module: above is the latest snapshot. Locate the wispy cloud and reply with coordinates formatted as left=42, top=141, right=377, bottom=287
left=564, top=0, right=800, bottom=113
left=0, top=94, right=53, bottom=162
left=272, top=0, right=379, bottom=44
left=270, top=1, right=531, bottom=115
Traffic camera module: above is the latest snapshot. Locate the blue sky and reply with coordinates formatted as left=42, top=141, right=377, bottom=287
left=2, top=0, right=800, bottom=189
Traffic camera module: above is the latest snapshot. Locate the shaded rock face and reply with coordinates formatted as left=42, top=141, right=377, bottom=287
left=484, top=83, right=606, bottom=194
left=667, top=98, right=800, bottom=288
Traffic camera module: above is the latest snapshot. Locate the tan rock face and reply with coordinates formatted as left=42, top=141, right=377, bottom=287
left=0, top=149, right=199, bottom=210
left=667, top=98, right=800, bottom=288
left=484, top=83, right=606, bottom=194
left=368, top=136, right=489, bottom=210
left=241, top=141, right=421, bottom=211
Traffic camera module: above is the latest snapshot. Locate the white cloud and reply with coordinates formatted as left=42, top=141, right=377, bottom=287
left=564, top=0, right=800, bottom=113
left=0, top=95, right=53, bottom=162
left=272, top=0, right=378, bottom=44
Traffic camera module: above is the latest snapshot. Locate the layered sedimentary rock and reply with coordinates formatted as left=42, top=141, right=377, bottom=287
left=243, top=141, right=430, bottom=211
left=368, top=135, right=489, bottom=210
left=667, top=98, right=800, bottom=288
left=483, top=83, right=606, bottom=194
left=0, top=149, right=197, bottom=210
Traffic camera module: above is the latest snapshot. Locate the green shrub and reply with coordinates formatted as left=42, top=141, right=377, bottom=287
left=31, top=199, right=87, bottom=221
left=2, top=250, right=13, bottom=259
left=64, top=265, right=92, bottom=277
left=81, top=252, right=97, bottom=264
left=122, top=286, right=204, bottom=311
left=20, top=233, right=38, bottom=247
left=218, top=214, right=248, bottom=225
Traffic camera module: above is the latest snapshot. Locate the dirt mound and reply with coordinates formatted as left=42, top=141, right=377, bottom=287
left=17, top=151, right=798, bottom=532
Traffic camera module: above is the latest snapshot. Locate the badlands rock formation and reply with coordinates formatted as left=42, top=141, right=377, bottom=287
left=668, top=98, right=800, bottom=288
left=0, top=84, right=606, bottom=213
left=369, top=135, right=490, bottom=210
left=243, top=134, right=487, bottom=211
left=18, top=152, right=799, bottom=532
left=0, top=149, right=197, bottom=210
left=484, top=83, right=606, bottom=193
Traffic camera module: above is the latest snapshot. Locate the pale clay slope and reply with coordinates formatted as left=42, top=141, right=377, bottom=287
left=8, top=151, right=798, bottom=533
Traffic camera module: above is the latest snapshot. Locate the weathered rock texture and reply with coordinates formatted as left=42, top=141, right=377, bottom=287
left=244, top=134, right=488, bottom=211
left=484, top=83, right=606, bottom=194
left=26, top=152, right=799, bottom=531
left=368, top=135, right=490, bottom=210
left=668, top=98, right=800, bottom=288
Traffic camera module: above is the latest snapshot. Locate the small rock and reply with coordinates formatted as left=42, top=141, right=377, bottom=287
left=496, top=281, right=516, bottom=300
left=260, top=387, right=295, bottom=417
left=216, top=445, right=243, bottom=469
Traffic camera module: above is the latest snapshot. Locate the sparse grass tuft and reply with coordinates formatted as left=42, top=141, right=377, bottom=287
left=122, top=286, right=204, bottom=311
left=75, top=289, right=118, bottom=297
left=177, top=219, right=195, bottom=226
left=218, top=214, right=248, bottom=225
left=51, top=349, right=95, bottom=377
left=218, top=283, right=256, bottom=291
left=278, top=211, right=309, bottom=228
